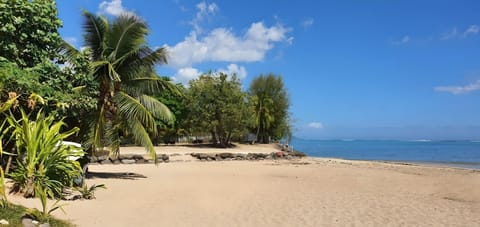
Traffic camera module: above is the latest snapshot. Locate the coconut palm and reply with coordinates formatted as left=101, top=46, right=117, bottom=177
left=61, top=11, right=175, bottom=161
left=248, top=74, right=290, bottom=144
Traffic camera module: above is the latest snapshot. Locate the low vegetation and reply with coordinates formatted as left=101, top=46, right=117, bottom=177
left=74, top=184, right=106, bottom=200
left=0, top=203, right=73, bottom=227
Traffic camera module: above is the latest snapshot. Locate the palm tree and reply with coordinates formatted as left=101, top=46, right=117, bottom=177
left=248, top=74, right=290, bottom=144
left=61, top=11, right=175, bottom=161
left=250, top=95, right=274, bottom=144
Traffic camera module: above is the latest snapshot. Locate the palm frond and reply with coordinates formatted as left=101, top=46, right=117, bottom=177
left=114, top=92, right=156, bottom=131
left=57, top=40, right=82, bottom=62
left=128, top=120, right=157, bottom=163
left=124, top=76, right=180, bottom=96
left=137, top=95, right=174, bottom=123
left=109, top=14, right=148, bottom=62
left=82, top=11, right=108, bottom=60
left=115, top=47, right=168, bottom=82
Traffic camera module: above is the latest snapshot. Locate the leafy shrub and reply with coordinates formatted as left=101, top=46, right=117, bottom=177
left=5, top=109, right=84, bottom=198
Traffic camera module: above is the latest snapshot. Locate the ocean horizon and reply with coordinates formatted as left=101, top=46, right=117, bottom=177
left=290, top=138, right=480, bottom=169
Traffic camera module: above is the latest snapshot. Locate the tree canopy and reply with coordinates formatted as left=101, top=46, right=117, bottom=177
left=187, top=73, right=248, bottom=147
left=0, top=0, right=62, bottom=68
left=248, top=74, right=291, bottom=143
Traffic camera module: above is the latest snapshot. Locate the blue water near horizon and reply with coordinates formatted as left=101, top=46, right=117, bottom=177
left=290, top=138, right=480, bottom=169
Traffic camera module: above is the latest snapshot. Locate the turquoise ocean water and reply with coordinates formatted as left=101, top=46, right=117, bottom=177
left=290, top=138, right=480, bottom=169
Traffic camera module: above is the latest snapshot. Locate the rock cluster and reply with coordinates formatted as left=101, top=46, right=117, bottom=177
left=89, top=153, right=169, bottom=164
left=190, top=151, right=306, bottom=161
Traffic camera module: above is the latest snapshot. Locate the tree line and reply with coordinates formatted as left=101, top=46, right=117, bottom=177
left=0, top=0, right=292, bottom=203
left=0, top=0, right=291, bottom=157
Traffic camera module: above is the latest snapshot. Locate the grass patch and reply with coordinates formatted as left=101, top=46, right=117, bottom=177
left=0, top=204, right=74, bottom=227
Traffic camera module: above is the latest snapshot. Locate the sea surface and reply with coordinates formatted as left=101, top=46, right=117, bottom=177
left=290, top=138, right=480, bottom=169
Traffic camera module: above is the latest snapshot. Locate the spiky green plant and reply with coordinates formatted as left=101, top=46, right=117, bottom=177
left=74, top=183, right=106, bottom=200
left=25, top=186, right=65, bottom=223
left=6, top=109, right=84, bottom=198
left=0, top=96, right=17, bottom=207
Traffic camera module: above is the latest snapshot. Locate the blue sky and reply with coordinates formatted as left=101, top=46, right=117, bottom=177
left=57, top=0, right=480, bottom=140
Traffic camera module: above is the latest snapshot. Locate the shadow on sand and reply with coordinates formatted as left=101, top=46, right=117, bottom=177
left=86, top=171, right=147, bottom=180
left=176, top=143, right=238, bottom=149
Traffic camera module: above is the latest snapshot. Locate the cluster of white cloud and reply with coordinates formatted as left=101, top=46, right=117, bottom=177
left=98, top=0, right=133, bottom=16
left=441, top=25, right=479, bottom=40
left=171, top=67, right=202, bottom=84
left=434, top=80, right=480, bottom=95
left=167, top=22, right=291, bottom=68
left=190, top=2, right=218, bottom=34
left=308, top=122, right=324, bottom=129
left=166, top=1, right=292, bottom=84
left=172, top=64, right=247, bottom=85
left=219, top=64, right=247, bottom=79
left=96, top=1, right=293, bottom=85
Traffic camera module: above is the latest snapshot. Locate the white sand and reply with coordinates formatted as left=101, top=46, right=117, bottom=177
left=9, top=144, right=480, bottom=226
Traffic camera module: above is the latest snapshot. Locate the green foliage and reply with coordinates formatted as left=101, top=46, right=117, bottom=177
left=188, top=73, right=248, bottom=147
left=155, top=79, right=189, bottom=143
left=5, top=109, right=84, bottom=198
left=248, top=74, right=291, bottom=143
left=0, top=203, right=73, bottom=227
left=25, top=186, right=65, bottom=223
left=62, top=11, right=175, bottom=161
left=0, top=0, right=62, bottom=68
left=0, top=165, right=6, bottom=207
left=74, top=183, right=106, bottom=200
left=0, top=96, right=17, bottom=207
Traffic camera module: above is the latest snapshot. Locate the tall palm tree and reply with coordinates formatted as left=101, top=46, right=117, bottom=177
left=250, top=95, right=274, bottom=144
left=61, top=11, right=175, bottom=161
left=248, top=74, right=290, bottom=144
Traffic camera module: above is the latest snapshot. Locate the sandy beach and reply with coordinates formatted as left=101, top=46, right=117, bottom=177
left=9, top=144, right=480, bottom=227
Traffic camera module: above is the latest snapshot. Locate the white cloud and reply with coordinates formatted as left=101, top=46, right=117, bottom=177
left=308, top=122, right=324, bottom=129
left=190, top=1, right=218, bottom=34
left=464, top=25, right=480, bottom=37
left=98, top=0, right=133, bottom=16
left=166, top=22, right=292, bottom=68
left=219, top=64, right=247, bottom=79
left=392, top=35, right=410, bottom=45
left=301, top=18, right=314, bottom=29
left=434, top=80, right=480, bottom=94
left=172, top=67, right=202, bottom=84
left=441, top=25, right=480, bottom=40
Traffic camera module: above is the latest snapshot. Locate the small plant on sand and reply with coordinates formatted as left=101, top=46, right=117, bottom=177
left=25, top=186, right=65, bottom=223
left=74, top=184, right=106, bottom=200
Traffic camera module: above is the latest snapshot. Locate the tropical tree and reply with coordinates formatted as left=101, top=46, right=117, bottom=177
left=0, top=0, right=62, bottom=68
left=187, top=72, right=248, bottom=147
left=154, top=78, right=188, bottom=144
left=248, top=74, right=291, bottom=143
left=61, top=12, right=175, bottom=160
